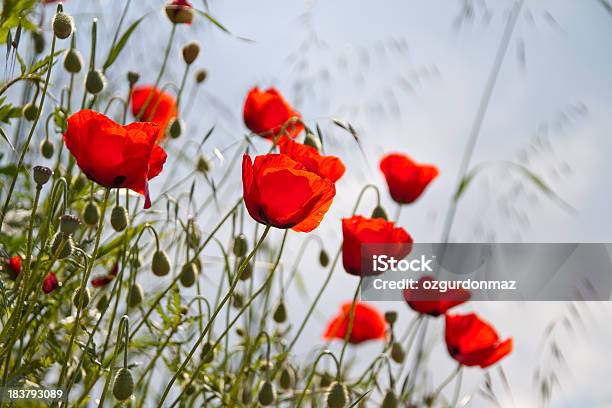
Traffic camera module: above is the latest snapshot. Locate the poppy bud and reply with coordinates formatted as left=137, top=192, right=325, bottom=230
left=51, top=232, right=73, bottom=259
left=232, top=234, right=248, bottom=257
left=73, top=287, right=91, bottom=308
left=127, top=71, right=140, bottom=86
left=63, top=48, right=83, bottom=73
left=112, top=367, right=134, bottom=401
left=40, top=139, right=54, bottom=158
left=22, top=103, right=38, bottom=121
left=166, top=118, right=183, bottom=139
left=201, top=341, right=216, bottom=364
left=303, top=133, right=322, bottom=151
left=60, top=214, right=81, bottom=235
left=180, top=262, right=197, bottom=287
left=241, top=387, right=253, bottom=404
left=110, top=206, right=128, bottom=232
left=73, top=174, right=87, bottom=192
left=151, top=251, right=170, bottom=276
left=273, top=301, right=287, bottom=323
left=319, top=371, right=333, bottom=388
left=390, top=342, right=405, bottom=363
left=381, top=390, right=398, bottom=408
left=165, top=3, right=194, bottom=25
left=96, top=292, right=110, bottom=312
left=326, top=382, right=348, bottom=408
left=52, top=11, right=74, bottom=39
left=83, top=202, right=100, bottom=226
left=239, top=261, right=252, bottom=281
left=33, top=29, right=45, bottom=54
left=319, top=249, right=330, bottom=267
left=181, top=41, right=200, bottom=65
left=85, top=69, right=106, bottom=94
left=188, top=227, right=201, bottom=249
left=371, top=205, right=388, bottom=220
left=128, top=283, right=144, bottom=307
left=196, top=155, right=211, bottom=173
left=257, top=381, right=276, bottom=406
left=195, top=68, right=208, bottom=84
left=232, top=292, right=244, bottom=309
left=279, top=366, right=295, bottom=390
left=33, top=165, right=53, bottom=186
left=384, top=311, right=398, bottom=325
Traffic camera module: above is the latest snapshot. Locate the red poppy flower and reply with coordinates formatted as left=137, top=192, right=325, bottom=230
left=403, top=276, right=470, bottom=317
left=445, top=313, right=512, bottom=368
left=242, top=153, right=335, bottom=232
left=379, top=153, right=439, bottom=204
left=165, top=0, right=194, bottom=25
left=91, top=262, right=119, bottom=288
left=323, top=302, right=386, bottom=344
left=278, top=139, right=345, bottom=182
left=130, top=86, right=177, bottom=140
left=7, top=255, right=21, bottom=278
left=42, top=272, right=59, bottom=294
left=64, top=110, right=167, bottom=209
left=243, top=87, right=303, bottom=141
left=341, top=215, right=413, bottom=276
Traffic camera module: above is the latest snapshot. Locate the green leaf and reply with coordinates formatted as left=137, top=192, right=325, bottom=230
left=102, top=15, right=145, bottom=70
left=15, top=49, right=26, bottom=74
left=194, top=9, right=253, bottom=42
left=29, top=49, right=64, bottom=74
left=453, top=168, right=481, bottom=202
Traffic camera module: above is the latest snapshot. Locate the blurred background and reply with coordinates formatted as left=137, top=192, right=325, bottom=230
left=31, top=0, right=612, bottom=406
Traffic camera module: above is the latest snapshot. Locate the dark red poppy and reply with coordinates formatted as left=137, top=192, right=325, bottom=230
left=42, top=272, right=59, bottom=294
left=242, top=153, right=335, bottom=232
left=243, top=87, right=303, bottom=141
left=445, top=313, right=512, bottom=368
left=341, top=215, right=413, bottom=276
left=64, top=110, right=167, bottom=209
left=379, top=153, right=439, bottom=204
left=7, top=255, right=21, bottom=278
left=130, top=86, right=177, bottom=140
left=323, top=302, right=386, bottom=344
left=278, top=139, right=345, bottom=182
left=91, top=262, right=119, bottom=288
left=403, top=276, right=470, bottom=317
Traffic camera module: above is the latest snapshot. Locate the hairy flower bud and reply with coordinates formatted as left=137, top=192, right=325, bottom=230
left=195, top=68, right=208, bottom=84
left=319, top=249, right=330, bottom=267
left=382, top=390, right=399, bottom=408
left=33, top=165, right=53, bottom=186
left=111, top=206, right=128, bottom=232
left=51, top=232, right=73, bottom=259
left=52, top=11, right=74, bottom=39
left=166, top=118, right=183, bottom=139
left=239, top=261, right=252, bottom=281
left=63, top=48, right=83, bottom=73
left=85, top=69, right=106, bottom=94
left=181, top=41, right=200, bottom=65
left=201, top=341, right=216, bottom=364
left=22, top=103, right=38, bottom=121
left=73, top=287, right=91, bottom=308
left=326, top=382, right=348, bottom=408
left=232, top=234, right=248, bottom=257
left=128, top=283, right=143, bottom=307
left=273, top=301, right=287, bottom=323
left=384, top=311, right=398, bottom=325
left=196, top=155, right=211, bottom=173
left=151, top=250, right=171, bottom=276
left=40, top=139, right=54, bottom=159
left=390, top=342, right=405, bottom=363
left=180, top=262, right=197, bottom=287
left=371, top=205, right=388, bottom=220
left=303, top=132, right=321, bottom=151
left=165, top=2, right=194, bottom=24
left=97, top=292, right=110, bottom=311
left=112, top=367, right=134, bottom=401
left=258, top=381, right=276, bottom=406
left=232, top=292, right=244, bottom=309
left=127, top=71, right=140, bottom=86
left=83, top=202, right=100, bottom=226
left=279, top=366, right=295, bottom=390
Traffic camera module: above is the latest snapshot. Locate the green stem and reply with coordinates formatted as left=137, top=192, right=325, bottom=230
left=338, top=277, right=363, bottom=370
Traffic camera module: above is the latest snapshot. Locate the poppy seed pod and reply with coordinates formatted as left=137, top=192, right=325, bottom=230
left=60, top=214, right=81, bottom=234
left=195, top=68, right=208, bottom=83
left=127, top=71, right=140, bottom=86
left=326, top=382, right=348, bottom=408
left=181, top=41, right=200, bottom=65
left=83, top=202, right=100, bottom=226
left=33, top=165, right=53, bottom=186
left=73, top=287, right=91, bottom=308
left=382, top=390, right=399, bottom=408
left=63, top=48, right=83, bottom=73
left=384, top=311, right=398, bottom=325
left=112, top=367, right=134, bottom=401
left=22, top=103, right=39, bottom=121
left=33, top=30, right=45, bottom=54
left=303, top=133, right=322, bottom=151
left=85, top=69, right=106, bottom=94
left=40, top=139, right=55, bottom=159
left=390, top=342, right=405, bottom=363
left=128, top=283, right=144, bottom=307
left=151, top=250, right=171, bottom=276
left=196, top=155, right=211, bottom=173
left=166, top=118, right=183, bottom=139
left=319, top=249, right=330, bottom=267
left=279, top=366, right=295, bottom=390
left=51, top=232, right=73, bottom=259
left=201, top=341, right=216, bottom=364
left=52, top=11, right=74, bottom=39
left=239, top=261, right=252, bottom=281
left=257, top=381, right=276, bottom=406
left=273, top=301, right=287, bottom=323
left=180, top=262, right=197, bottom=287
left=110, top=206, right=128, bottom=232
left=165, top=3, right=194, bottom=25
left=232, top=234, right=248, bottom=257
left=96, top=292, right=110, bottom=312
left=371, top=205, right=388, bottom=220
